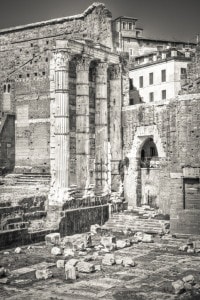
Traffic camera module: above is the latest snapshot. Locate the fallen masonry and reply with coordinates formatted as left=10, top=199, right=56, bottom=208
left=0, top=228, right=200, bottom=299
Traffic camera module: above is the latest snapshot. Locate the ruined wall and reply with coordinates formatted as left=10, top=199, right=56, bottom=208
left=0, top=3, right=113, bottom=173
left=122, top=94, right=200, bottom=223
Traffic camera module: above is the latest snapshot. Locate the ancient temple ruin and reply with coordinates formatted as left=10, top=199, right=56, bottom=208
left=0, top=3, right=200, bottom=247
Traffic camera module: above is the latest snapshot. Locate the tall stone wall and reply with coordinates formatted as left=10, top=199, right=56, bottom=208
left=0, top=3, right=113, bottom=174
left=122, top=95, right=200, bottom=229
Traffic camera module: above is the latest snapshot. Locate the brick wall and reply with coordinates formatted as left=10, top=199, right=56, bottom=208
left=122, top=94, right=200, bottom=233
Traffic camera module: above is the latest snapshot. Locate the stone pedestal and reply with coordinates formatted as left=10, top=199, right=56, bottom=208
left=95, top=62, right=109, bottom=195
left=109, top=64, right=122, bottom=192
left=76, top=56, right=91, bottom=196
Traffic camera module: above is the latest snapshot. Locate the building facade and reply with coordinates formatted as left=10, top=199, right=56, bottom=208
left=0, top=3, right=200, bottom=236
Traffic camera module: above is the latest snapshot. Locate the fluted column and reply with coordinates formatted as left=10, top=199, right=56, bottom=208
left=52, top=49, right=71, bottom=204
left=109, top=64, right=123, bottom=192
left=95, top=62, right=109, bottom=194
left=76, top=55, right=91, bottom=195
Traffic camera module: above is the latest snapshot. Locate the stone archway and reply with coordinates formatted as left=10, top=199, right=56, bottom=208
left=124, top=125, right=166, bottom=209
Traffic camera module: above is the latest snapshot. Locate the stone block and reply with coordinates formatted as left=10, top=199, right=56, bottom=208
left=172, top=279, right=185, bottom=294
left=65, top=266, right=78, bottom=280
left=45, top=233, right=60, bottom=246
left=76, top=261, right=95, bottom=273
left=65, top=259, right=78, bottom=269
left=84, top=234, right=92, bottom=248
left=95, top=264, right=102, bottom=271
left=90, top=224, right=101, bottom=234
left=116, top=240, right=127, bottom=249
left=182, top=274, right=195, bottom=285
left=184, top=283, right=192, bottom=291
left=134, top=232, right=143, bottom=242
left=178, top=245, right=188, bottom=252
left=56, top=260, right=66, bottom=268
left=100, top=236, right=116, bottom=247
left=64, top=248, right=75, bottom=257
left=51, top=247, right=62, bottom=256
left=35, top=269, right=53, bottom=280
left=116, top=258, right=123, bottom=265
left=142, top=234, right=153, bottom=243
left=14, top=247, right=22, bottom=254
left=194, top=241, right=200, bottom=251
left=122, top=257, right=135, bottom=267
left=102, top=254, right=115, bottom=266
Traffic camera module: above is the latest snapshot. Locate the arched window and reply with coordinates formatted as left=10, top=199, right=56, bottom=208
left=3, top=85, right=6, bottom=93
left=8, top=84, right=11, bottom=93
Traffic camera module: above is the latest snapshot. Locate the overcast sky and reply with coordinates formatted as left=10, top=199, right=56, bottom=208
left=0, top=0, right=199, bottom=42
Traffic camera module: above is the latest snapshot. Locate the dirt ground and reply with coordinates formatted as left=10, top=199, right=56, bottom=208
left=1, top=232, right=200, bottom=300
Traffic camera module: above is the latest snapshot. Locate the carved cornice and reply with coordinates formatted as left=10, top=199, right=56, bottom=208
left=109, top=64, right=122, bottom=80
left=54, top=50, right=71, bottom=70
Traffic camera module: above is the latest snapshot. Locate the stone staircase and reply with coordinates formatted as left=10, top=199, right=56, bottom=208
left=16, top=173, right=51, bottom=185
left=102, top=206, right=169, bottom=235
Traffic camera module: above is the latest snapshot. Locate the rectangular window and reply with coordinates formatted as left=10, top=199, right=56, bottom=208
left=149, top=92, right=154, bottom=102
left=128, top=23, right=132, bottom=30
left=139, top=76, right=143, bottom=88
left=162, top=90, right=166, bottom=100
left=149, top=72, right=153, bottom=85
left=122, top=22, right=126, bottom=29
left=161, top=69, right=166, bottom=82
left=129, top=78, right=134, bottom=90
left=181, top=68, right=187, bottom=79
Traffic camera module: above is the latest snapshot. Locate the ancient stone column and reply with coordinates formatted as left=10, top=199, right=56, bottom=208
left=76, top=56, right=91, bottom=195
left=109, top=64, right=123, bottom=192
left=95, top=62, right=109, bottom=194
left=51, top=49, right=71, bottom=204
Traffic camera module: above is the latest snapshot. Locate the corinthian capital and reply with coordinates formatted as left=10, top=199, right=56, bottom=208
left=109, top=64, right=122, bottom=80
left=96, top=61, right=108, bottom=75
left=54, top=50, right=71, bottom=70
left=76, top=55, right=91, bottom=72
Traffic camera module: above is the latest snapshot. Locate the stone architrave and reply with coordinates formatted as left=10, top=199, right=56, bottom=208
left=95, top=62, right=109, bottom=195
left=50, top=49, right=71, bottom=204
left=109, top=64, right=122, bottom=192
left=76, top=55, right=91, bottom=195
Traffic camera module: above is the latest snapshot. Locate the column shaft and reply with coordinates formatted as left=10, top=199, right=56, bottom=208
left=54, top=50, right=70, bottom=202
left=76, top=56, right=90, bottom=193
left=109, top=64, right=122, bottom=191
left=95, top=62, right=108, bottom=194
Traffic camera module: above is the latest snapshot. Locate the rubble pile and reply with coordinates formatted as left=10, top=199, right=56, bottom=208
left=178, top=239, right=200, bottom=254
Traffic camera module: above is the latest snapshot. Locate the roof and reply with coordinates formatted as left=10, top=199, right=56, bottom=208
left=114, top=16, right=138, bottom=21
left=0, top=2, right=106, bottom=35
left=136, top=36, right=196, bottom=45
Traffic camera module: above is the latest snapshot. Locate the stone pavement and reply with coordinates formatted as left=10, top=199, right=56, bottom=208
left=1, top=233, right=200, bottom=300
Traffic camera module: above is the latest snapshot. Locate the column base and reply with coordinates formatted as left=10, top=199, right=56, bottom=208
left=48, top=186, right=75, bottom=206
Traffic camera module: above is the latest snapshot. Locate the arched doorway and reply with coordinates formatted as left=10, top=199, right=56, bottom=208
left=139, top=137, right=160, bottom=208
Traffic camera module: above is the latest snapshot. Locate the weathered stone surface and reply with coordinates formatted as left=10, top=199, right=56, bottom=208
left=122, top=257, right=135, bottom=267
left=134, top=232, right=143, bottom=242
left=56, top=260, right=66, bottom=268
left=65, top=266, right=78, bottom=280
left=51, top=247, right=62, bottom=256
left=95, top=265, right=102, bottom=271
left=76, top=261, right=95, bottom=273
left=116, top=258, right=123, bottom=265
left=142, top=234, right=153, bottom=243
left=100, top=236, right=116, bottom=247
left=63, top=248, right=75, bottom=257
left=14, top=247, right=22, bottom=254
left=35, top=269, right=53, bottom=280
left=116, top=240, right=127, bottom=249
left=65, top=259, right=78, bottom=268
left=45, top=233, right=60, bottom=246
left=182, top=274, right=195, bottom=284
left=179, top=245, right=188, bottom=251
left=90, top=224, right=101, bottom=234
left=102, top=254, right=115, bottom=266
left=172, top=279, right=185, bottom=294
